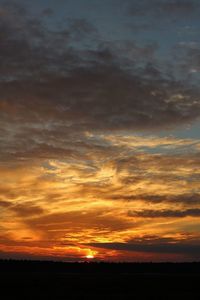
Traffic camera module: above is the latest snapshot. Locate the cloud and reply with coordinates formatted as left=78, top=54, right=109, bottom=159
left=0, top=200, right=11, bottom=208
left=27, top=209, right=134, bottom=233
left=87, top=241, right=200, bottom=256
left=0, top=1, right=199, bottom=148
left=67, top=18, right=98, bottom=40
left=0, top=200, right=44, bottom=217
left=111, top=193, right=200, bottom=205
left=159, top=0, right=198, bottom=15
left=128, top=208, right=200, bottom=218
left=127, top=0, right=200, bottom=35
left=172, top=42, right=200, bottom=76
left=0, top=1, right=200, bottom=261
left=11, top=203, right=44, bottom=217
left=0, top=3, right=199, bottom=171
left=128, top=0, right=199, bottom=18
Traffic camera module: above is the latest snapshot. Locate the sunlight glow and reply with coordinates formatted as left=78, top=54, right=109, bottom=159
left=86, top=254, right=94, bottom=259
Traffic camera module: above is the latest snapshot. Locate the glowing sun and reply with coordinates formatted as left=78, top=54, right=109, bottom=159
left=86, top=254, right=94, bottom=259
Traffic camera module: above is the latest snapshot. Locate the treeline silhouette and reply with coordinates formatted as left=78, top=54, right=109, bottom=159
left=1, top=260, right=200, bottom=299
left=1, top=259, right=200, bottom=273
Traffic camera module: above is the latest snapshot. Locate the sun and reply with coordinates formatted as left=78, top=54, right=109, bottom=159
left=85, top=249, right=97, bottom=259
left=86, top=254, right=94, bottom=259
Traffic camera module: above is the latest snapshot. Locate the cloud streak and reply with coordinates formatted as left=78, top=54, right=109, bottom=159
left=87, top=241, right=200, bottom=257
left=128, top=208, right=200, bottom=218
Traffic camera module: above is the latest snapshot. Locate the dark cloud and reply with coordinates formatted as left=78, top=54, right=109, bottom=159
left=0, top=0, right=199, bottom=156
left=127, top=0, right=200, bottom=34
left=160, top=0, right=198, bottom=14
left=110, top=193, right=200, bottom=205
left=41, top=8, right=54, bottom=17
left=11, top=203, right=44, bottom=217
left=0, top=200, right=44, bottom=217
left=87, top=241, right=200, bottom=256
left=2, top=69, right=199, bottom=130
left=0, top=200, right=11, bottom=208
left=172, top=42, right=200, bottom=76
left=128, top=208, right=200, bottom=218
left=67, top=18, right=98, bottom=40
left=129, top=0, right=199, bottom=18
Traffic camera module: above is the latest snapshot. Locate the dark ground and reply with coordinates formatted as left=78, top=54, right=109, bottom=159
left=0, top=260, right=200, bottom=299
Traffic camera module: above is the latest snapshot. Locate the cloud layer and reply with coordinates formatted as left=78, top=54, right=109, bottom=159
left=0, top=1, right=200, bottom=261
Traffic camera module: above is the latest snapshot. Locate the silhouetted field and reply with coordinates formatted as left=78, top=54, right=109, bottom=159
left=1, top=260, right=200, bottom=299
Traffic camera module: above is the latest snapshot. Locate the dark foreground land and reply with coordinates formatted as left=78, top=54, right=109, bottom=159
left=1, top=260, right=200, bottom=299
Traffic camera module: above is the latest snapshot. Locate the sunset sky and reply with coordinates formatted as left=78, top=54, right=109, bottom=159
left=0, top=0, right=200, bottom=262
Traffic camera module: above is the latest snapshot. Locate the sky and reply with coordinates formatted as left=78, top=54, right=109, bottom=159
left=0, top=0, right=200, bottom=262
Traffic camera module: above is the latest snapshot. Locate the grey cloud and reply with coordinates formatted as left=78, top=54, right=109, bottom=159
left=129, top=0, right=199, bottom=18
left=1, top=67, right=199, bottom=134
left=110, top=193, right=200, bottom=205
left=0, top=3, right=199, bottom=125
left=67, top=18, right=98, bottom=40
left=87, top=241, right=200, bottom=256
left=159, top=0, right=198, bottom=15
left=0, top=2, right=200, bottom=166
left=127, top=0, right=200, bottom=35
left=127, top=0, right=200, bottom=37
left=172, top=42, right=200, bottom=77
left=128, top=208, right=200, bottom=218
left=41, top=8, right=54, bottom=17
